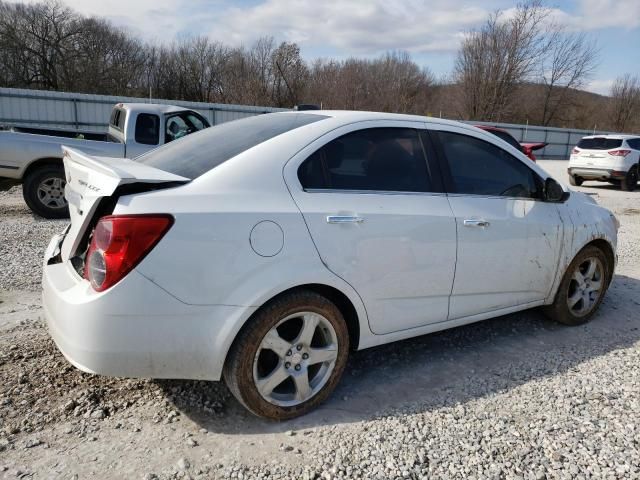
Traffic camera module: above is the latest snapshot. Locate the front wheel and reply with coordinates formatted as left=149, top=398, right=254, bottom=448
left=543, top=246, right=612, bottom=326
left=620, top=166, right=638, bottom=191
left=223, top=291, right=349, bottom=420
left=22, top=165, right=69, bottom=219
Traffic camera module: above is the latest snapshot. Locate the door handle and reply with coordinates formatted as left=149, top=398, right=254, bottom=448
left=327, top=215, right=364, bottom=224
left=463, top=219, right=490, bottom=228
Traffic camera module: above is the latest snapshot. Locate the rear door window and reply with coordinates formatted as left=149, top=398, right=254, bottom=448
left=139, top=113, right=327, bottom=179
left=577, top=138, right=623, bottom=150
left=435, top=131, right=540, bottom=199
left=297, top=128, right=433, bottom=192
left=135, top=114, right=160, bottom=145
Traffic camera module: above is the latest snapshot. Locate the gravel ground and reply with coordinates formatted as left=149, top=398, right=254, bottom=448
left=1, top=161, right=639, bottom=479
left=0, top=186, right=65, bottom=291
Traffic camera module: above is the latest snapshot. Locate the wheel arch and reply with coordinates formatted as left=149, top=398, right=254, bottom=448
left=221, top=283, right=363, bottom=378
left=22, top=157, right=64, bottom=181
left=585, top=238, right=615, bottom=279
left=547, top=235, right=616, bottom=306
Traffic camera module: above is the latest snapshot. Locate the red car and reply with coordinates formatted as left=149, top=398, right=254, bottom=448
left=475, top=125, right=546, bottom=162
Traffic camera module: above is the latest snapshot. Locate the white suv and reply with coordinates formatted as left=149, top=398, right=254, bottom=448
left=568, top=135, right=640, bottom=191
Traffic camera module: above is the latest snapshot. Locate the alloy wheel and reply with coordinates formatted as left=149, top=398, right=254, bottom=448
left=566, top=256, right=604, bottom=317
left=37, top=176, right=67, bottom=209
left=253, top=311, right=338, bottom=407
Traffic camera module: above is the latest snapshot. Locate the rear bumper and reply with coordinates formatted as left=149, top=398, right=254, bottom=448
left=42, top=235, right=255, bottom=381
left=567, top=167, right=627, bottom=180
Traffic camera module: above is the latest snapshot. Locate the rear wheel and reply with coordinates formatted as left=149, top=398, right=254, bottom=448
left=543, top=246, right=612, bottom=326
left=22, top=165, right=69, bottom=219
left=568, top=175, right=583, bottom=186
left=620, top=166, right=638, bottom=191
left=223, top=291, right=349, bottom=420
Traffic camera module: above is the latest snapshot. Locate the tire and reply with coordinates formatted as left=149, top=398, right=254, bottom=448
left=569, top=175, right=583, bottom=186
left=543, top=245, right=612, bottom=326
left=22, top=165, right=69, bottom=219
left=620, top=166, right=638, bottom=191
left=223, top=290, right=349, bottom=420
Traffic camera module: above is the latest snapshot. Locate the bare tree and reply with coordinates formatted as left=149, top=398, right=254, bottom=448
left=609, top=74, right=640, bottom=132
left=272, top=42, right=308, bottom=107
left=0, top=0, right=618, bottom=131
left=454, top=1, right=549, bottom=121
left=0, top=0, right=83, bottom=90
left=304, top=52, right=435, bottom=114
left=538, top=28, right=598, bottom=125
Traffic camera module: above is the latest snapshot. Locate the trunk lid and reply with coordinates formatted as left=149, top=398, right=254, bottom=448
left=61, top=146, right=188, bottom=261
left=574, top=149, right=613, bottom=167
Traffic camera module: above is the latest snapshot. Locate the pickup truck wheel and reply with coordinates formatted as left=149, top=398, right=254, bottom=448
left=620, top=166, right=638, bottom=191
left=542, top=245, right=612, bottom=326
left=569, top=175, right=583, bottom=186
left=22, top=165, right=70, bottom=219
left=223, top=290, right=349, bottom=420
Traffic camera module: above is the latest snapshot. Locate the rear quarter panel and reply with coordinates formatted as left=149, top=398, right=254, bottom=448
left=117, top=129, right=371, bottom=349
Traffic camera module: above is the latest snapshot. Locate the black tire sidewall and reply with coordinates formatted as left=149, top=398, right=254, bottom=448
left=223, top=291, right=350, bottom=420
left=620, top=166, right=638, bottom=191
left=22, top=165, right=69, bottom=219
left=546, top=246, right=611, bottom=326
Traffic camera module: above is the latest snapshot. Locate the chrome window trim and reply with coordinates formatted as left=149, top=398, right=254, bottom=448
left=303, top=188, right=547, bottom=202
left=445, top=192, right=543, bottom=202
left=302, top=188, right=447, bottom=197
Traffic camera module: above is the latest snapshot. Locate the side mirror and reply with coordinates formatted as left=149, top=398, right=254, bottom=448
left=544, top=177, right=568, bottom=202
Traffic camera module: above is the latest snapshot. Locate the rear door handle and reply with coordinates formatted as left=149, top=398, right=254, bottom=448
left=327, top=215, right=364, bottom=224
left=463, top=219, right=490, bottom=228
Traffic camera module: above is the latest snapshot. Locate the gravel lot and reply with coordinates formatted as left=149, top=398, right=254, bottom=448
left=1, top=160, right=639, bottom=479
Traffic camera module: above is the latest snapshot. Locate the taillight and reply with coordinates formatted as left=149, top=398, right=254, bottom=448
left=609, top=149, right=631, bottom=157
left=571, top=147, right=579, bottom=154
left=84, top=215, right=173, bottom=292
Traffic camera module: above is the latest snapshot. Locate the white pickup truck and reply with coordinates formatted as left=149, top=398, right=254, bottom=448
left=0, top=103, right=210, bottom=218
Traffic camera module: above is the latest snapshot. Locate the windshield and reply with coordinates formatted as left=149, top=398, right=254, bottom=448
left=138, top=113, right=327, bottom=179
left=577, top=138, right=623, bottom=150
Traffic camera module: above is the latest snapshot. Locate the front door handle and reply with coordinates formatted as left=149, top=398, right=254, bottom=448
left=463, top=219, right=490, bottom=228
left=327, top=215, right=364, bottom=224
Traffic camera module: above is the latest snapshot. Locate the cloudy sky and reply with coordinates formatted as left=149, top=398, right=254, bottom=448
left=20, top=0, right=640, bottom=94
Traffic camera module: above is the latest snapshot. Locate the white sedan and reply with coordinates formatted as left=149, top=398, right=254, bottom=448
left=43, top=111, right=618, bottom=419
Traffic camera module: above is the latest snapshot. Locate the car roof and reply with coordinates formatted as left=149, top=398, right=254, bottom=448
left=271, top=109, right=475, bottom=130
left=117, top=103, right=191, bottom=115
left=581, top=134, right=639, bottom=140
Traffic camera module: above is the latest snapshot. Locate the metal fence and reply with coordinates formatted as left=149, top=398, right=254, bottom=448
left=0, top=87, right=286, bottom=133
left=0, top=87, right=620, bottom=159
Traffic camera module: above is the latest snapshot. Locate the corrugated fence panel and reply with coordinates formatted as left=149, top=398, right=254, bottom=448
left=0, top=87, right=286, bottom=134
left=1, top=87, right=629, bottom=158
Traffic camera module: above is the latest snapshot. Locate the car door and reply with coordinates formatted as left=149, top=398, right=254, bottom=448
left=430, top=126, right=564, bottom=319
left=285, top=122, right=457, bottom=335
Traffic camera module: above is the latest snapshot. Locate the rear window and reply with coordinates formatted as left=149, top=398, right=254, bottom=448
left=138, top=113, right=327, bottom=179
left=577, top=137, right=623, bottom=150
